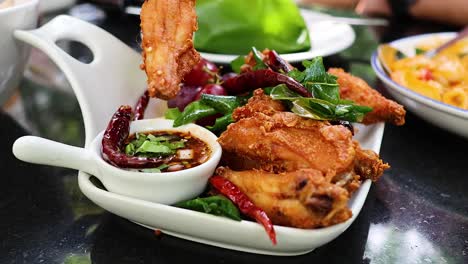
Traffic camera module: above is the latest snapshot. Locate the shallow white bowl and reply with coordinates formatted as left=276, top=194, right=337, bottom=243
left=13, top=118, right=222, bottom=205
left=14, top=15, right=383, bottom=255
left=371, top=33, right=468, bottom=139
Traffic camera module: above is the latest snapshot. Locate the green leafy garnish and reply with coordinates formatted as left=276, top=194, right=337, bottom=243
left=166, top=94, right=248, bottom=132
left=124, top=132, right=186, bottom=158
left=230, top=55, right=245, bottom=74
left=135, top=141, right=172, bottom=154
left=270, top=57, right=373, bottom=122
left=176, top=195, right=241, bottom=221
left=251, top=47, right=268, bottom=70
left=165, top=108, right=182, bottom=120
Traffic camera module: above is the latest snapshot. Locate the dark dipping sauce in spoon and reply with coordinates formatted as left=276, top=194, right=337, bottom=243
left=124, top=131, right=211, bottom=173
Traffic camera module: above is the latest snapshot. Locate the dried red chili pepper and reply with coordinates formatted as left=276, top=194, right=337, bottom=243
left=134, top=90, right=150, bottom=120
left=102, top=105, right=173, bottom=168
left=222, top=69, right=311, bottom=97
left=209, top=175, right=277, bottom=245
left=265, top=50, right=293, bottom=73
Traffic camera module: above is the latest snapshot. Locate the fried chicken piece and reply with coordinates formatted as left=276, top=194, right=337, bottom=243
left=328, top=68, right=406, bottom=126
left=220, top=90, right=389, bottom=182
left=140, top=0, right=200, bottom=100
left=354, top=142, right=390, bottom=182
left=232, top=89, right=285, bottom=121
left=219, top=111, right=356, bottom=177
left=216, top=167, right=352, bottom=228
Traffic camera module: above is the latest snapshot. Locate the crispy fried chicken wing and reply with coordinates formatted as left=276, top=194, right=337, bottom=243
left=220, top=90, right=389, bottom=182
left=140, top=0, right=200, bottom=100
left=328, top=68, right=406, bottom=125
left=220, top=111, right=356, bottom=176
left=216, top=167, right=352, bottom=228
left=232, top=89, right=286, bottom=121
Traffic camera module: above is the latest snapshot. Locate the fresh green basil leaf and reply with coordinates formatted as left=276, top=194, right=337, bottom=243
left=165, top=141, right=185, bottom=150
left=200, top=94, right=241, bottom=114
left=165, top=108, right=182, bottom=120
left=131, top=134, right=147, bottom=149
left=173, top=101, right=218, bottom=127
left=230, top=55, right=245, bottom=74
left=270, top=84, right=301, bottom=100
left=287, top=57, right=340, bottom=102
left=290, top=100, right=327, bottom=120
left=207, top=114, right=234, bottom=132
left=135, top=141, right=172, bottom=154
left=252, top=47, right=268, bottom=70
left=125, top=143, right=135, bottom=156
left=176, top=195, right=241, bottom=221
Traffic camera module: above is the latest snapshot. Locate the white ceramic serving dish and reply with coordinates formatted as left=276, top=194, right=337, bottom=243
left=14, top=15, right=383, bottom=255
left=199, top=8, right=356, bottom=64
left=371, top=33, right=468, bottom=139
left=13, top=118, right=222, bottom=205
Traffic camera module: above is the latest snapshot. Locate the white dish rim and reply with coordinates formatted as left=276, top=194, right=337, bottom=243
left=78, top=122, right=384, bottom=256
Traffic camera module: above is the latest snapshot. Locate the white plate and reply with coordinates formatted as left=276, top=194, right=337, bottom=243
left=371, top=33, right=468, bottom=139
left=78, top=122, right=383, bottom=256
left=200, top=9, right=356, bottom=64
left=15, top=15, right=381, bottom=256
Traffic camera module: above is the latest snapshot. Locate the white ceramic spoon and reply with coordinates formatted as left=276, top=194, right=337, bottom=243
left=13, top=118, right=222, bottom=205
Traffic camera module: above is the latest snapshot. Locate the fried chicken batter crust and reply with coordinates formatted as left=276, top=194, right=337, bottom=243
left=329, top=68, right=406, bottom=126
left=216, top=167, right=352, bottom=228
left=219, top=111, right=356, bottom=176
left=140, top=0, right=200, bottom=99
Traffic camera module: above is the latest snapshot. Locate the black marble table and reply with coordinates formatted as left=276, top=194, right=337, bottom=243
left=1, top=5, right=467, bottom=264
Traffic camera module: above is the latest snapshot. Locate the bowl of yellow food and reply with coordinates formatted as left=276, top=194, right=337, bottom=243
left=371, top=33, right=468, bottom=139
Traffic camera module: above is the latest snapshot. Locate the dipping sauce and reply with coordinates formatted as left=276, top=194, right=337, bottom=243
left=124, top=131, right=210, bottom=173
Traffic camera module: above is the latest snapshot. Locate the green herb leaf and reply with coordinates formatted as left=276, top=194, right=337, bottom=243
left=270, top=84, right=372, bottom=122
left=135, top=141, right=173, bottom=155
left=131, top=134, right=147, bottom=149
left=200, top=94, right=242, bottom=114
left=207, top=114, right=234, bottom=132
left=173, top=101, right=218, bottom=127
left=147, top=135, right=174, bottom=142
left=176, top=195, right=241, bottom=221
left=252, top=47, right=268, bottom=70
left=230, top=55, right=245, bottom=74
left=165, top=108, right=182, bottom=120
left=288, top=57, right=340, bottom=102
left=125, top=143, right=135, bottom=156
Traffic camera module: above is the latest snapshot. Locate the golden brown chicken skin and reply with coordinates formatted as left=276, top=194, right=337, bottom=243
left=220, top=111, right=356, bottom=177
left=140, top=0, right=200, bottom=99
left=216, top=167, right=352, bottom=228
left=220, top=90, right=389, bottom=182
left=328, top=68, right=406, bottom=126
left=232, top=89, right=286, bottom=121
